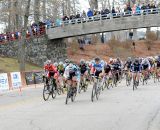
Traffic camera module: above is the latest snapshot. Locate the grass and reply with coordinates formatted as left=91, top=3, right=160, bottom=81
left=0, top=56, right=42, bottom=73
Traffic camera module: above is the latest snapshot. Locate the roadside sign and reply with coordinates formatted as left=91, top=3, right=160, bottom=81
left=0, top=73, right=9, bottom=91
left=11, top=72, right=22, bottom=88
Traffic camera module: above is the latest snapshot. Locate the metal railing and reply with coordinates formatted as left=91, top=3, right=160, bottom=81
left=51, top=8, right=160, bottom=28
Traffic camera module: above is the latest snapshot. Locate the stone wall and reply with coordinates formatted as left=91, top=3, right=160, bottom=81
left=0, top=36, right=67, bottom=66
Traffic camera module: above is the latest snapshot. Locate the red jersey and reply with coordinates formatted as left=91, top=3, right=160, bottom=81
left=44, top=64, right=57, bottom=72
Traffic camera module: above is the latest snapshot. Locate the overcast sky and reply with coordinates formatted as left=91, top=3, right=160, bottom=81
left=80, top=0, right=89, bottom=11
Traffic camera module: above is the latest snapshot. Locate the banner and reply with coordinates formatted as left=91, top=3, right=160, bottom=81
left=11, top=72, right=22, bottom=88
left=25, top=72, right=35, bottom=85
left=25, top=71, right=44, bottom=85
left=0, top=73, right=9, bottom=91
left=34, top=71, right=44, bottom=84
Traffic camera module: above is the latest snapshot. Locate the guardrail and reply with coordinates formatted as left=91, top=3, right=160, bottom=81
left=51, top=8, right=160, bottom=28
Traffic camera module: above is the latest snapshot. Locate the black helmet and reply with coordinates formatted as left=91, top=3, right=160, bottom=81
left=95, top=57, right=100, bottom=62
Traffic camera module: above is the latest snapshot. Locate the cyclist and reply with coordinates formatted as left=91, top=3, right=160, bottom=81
left=58, top=61, right=65, bottom=75
left=63, top=62, right=80, bottom=92
left=141, top=58, right=151, bottom=79
left=91, top=57, right=104, bottom=78
left=131, top=58, right=142, bottom=85
left=124, top=57, right=132, bottom=71
left=155, top=55, right=160, bottom=77
left=124, top=57, right=132, bottom=78
left=44, top=60, right=59, bottom=88
left=104, top=61, right=111, bottom=76
left=111, top=58, right=121, bottom=82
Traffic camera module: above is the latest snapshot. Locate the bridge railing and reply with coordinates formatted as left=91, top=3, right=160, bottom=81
left=50, top=8, right=160, bottom=28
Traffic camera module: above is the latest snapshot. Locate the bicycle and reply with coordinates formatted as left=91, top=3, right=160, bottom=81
left=141, top=70, right=149, bottom=85
left=91, top=76, right=102, bottom=102
left=133, top=72, right=139, bottom=91
left=56, top=75, right=65, bottom=95
left=43, top=76, right=57, bottom=101
left=125, top=70, right=132, bottom=86
left=65, top=79, right=77, bottom=104
left=78, top=75, right=88, bottom=93
left=154, top=68, right=160, bottom=83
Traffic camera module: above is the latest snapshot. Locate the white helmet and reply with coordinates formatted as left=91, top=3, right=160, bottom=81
left=54, top=62, right=58, bottom=67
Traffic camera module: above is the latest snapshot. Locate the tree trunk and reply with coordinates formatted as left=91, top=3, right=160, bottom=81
left=19, top=0, right=31, bottom=72
left=42, top=0, right=46, bottom=21
left=34, top=0, right=40, bottom=23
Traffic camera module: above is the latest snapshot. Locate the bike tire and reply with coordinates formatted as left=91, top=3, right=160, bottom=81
left=65, top=86, right=70, bottom=104
left=51, top=86, right=57, bottom=99
left=57, top=87, right=62, bottom=95
left=78, top=83, right=82, bottom=93
left=43, top=85, right=50, bottom=101
left=91, top=83, right=96, bottom=102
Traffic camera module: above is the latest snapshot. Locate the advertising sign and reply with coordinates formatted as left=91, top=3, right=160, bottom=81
left=0, top=73, right=9, bottom=91
left=25, top=71, right=44, bottom=85
left=11, top=72, right=22, bottom=88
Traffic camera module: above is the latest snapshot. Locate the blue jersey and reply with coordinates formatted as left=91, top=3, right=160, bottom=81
left=93, top=63, right=104, bottom=71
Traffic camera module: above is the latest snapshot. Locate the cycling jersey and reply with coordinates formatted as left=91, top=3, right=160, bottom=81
left=92, top=62, right=104, bottom=77
left=64, top=64, right=80, bottom=81
left=79, top=64, right=88, bottom=75
left=124, top=61, right=132, bottom=69
left=57, top=65, right=65, bottom=74
left=131, top=62, right=141, bottom=72
left=44, top=64, right=58, bottom=78
left=92, top=63, right=104, bottom=71
left=156, top=58, right=160, bottom=68
left=104, top=64, right=111, bottom=74
left=111, top=62, right=121, bottom=71
left=141, top=59, right=151, bottom=70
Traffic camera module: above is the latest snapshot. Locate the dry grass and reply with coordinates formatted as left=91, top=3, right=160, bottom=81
left=0, top=56, right=42, bottom=73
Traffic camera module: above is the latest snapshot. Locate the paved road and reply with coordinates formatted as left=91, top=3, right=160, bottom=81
left=0, top=81, right=160, bottom=130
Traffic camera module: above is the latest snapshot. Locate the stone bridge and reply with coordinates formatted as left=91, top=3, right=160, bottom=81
left=47, top=13, right=160, bottom=40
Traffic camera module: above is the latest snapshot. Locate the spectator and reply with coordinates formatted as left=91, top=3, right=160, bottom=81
left=82, top=10, right=87, bottom=18
left=132, top=42, right=136, bottom=50
left=112, top=7, right=116, bottom=16
left=56, top=19, right=62, bottom=27
left=141, top=3, right=146, bottom=11
left=136, top=4, right=141, bottom=15
left=87, top=8, right=93, bottom=17
left=126, top=4, right=132, bottom=14
left=76, top=12, right=81, bottom=19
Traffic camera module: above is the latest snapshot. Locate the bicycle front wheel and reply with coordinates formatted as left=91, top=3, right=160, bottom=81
left=43, top=85, right=50, bottom=101
left=51, top=86, right=57, bottom=99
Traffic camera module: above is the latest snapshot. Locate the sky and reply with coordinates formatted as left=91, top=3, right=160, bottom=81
left=79, top=0, right=90, bottom=11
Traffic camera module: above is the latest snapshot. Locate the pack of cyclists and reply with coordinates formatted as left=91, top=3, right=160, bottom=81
left=43, top=55, right=160, bottom=102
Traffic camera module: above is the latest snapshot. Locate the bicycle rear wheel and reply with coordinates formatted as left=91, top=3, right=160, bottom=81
left=71, top=88, right=76, bottom=102
left=91, top=83, right=96, bottom=102
left=96, top=86, right=100, bottom=100
left=43, top=85, right=50, bottom=101
left=65, top=86, right=70, bottom=104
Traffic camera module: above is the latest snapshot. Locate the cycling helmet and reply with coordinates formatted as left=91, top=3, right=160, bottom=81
left=59, top=61, right=63, bottom=65
left=54, top=62, right=58, bottom=67
left=80, top=59, right=85, bottom=65
left=135, top=58, right=139, bottom=63
left=46, top=60, right=51, bottom=65
left=95, top=57, right=100, bottom=62
left=127, top=57, right=131, bottom=61
left=65, top=59, right=70, bottom=63
left=68, top=63, right=74, bottom=68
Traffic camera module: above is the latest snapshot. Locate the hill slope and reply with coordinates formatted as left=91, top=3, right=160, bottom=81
left=0, top=56, right=42, bottom=73
left=67, top=40, right=160, bottom=62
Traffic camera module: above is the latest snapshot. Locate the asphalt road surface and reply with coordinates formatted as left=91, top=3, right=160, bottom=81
left=0, top=80, right=160, bottom=130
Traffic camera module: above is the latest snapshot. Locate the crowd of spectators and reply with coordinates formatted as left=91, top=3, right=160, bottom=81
left=0, top=2, right=159, bottom=44
left=0, top=21, right=48, bottom=44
